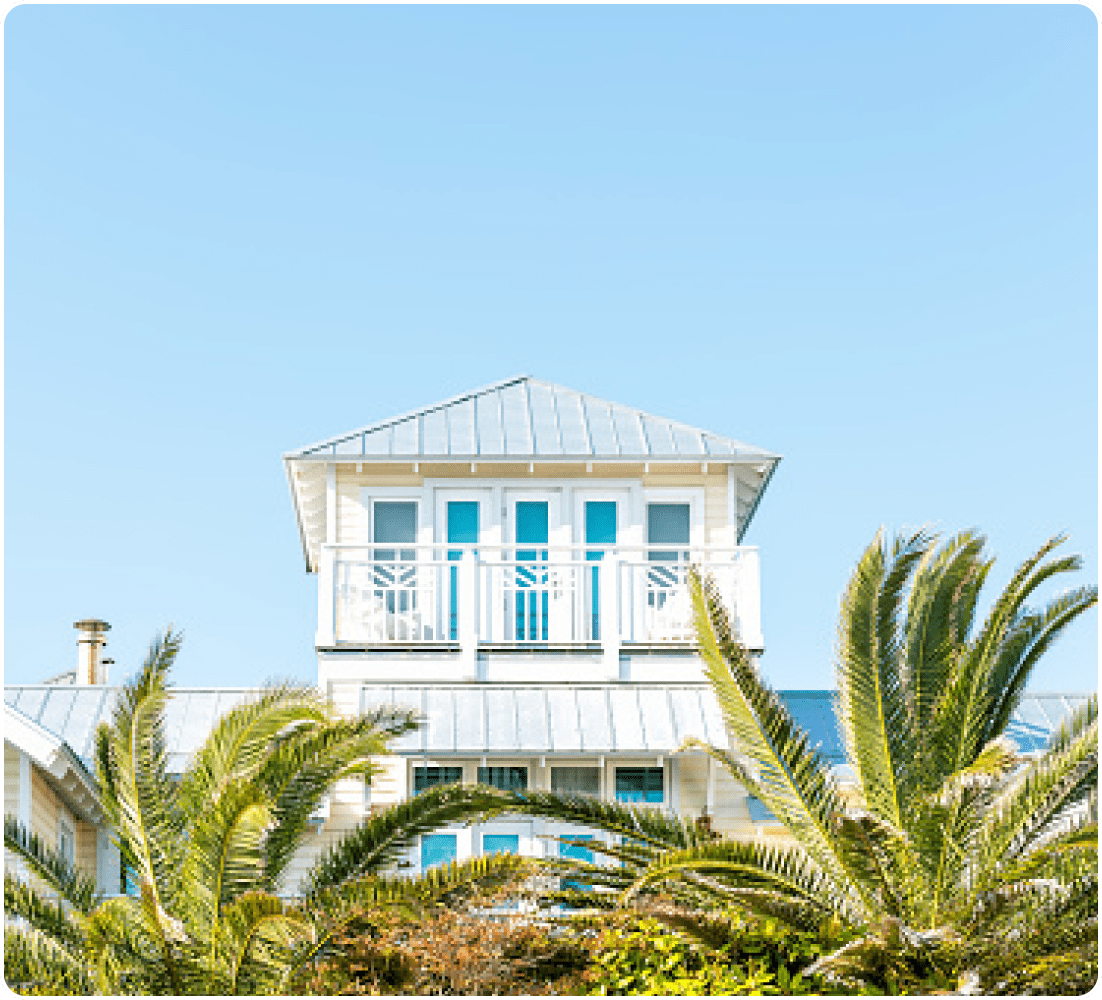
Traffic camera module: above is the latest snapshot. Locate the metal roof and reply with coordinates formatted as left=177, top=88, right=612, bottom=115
left=6, top=683, right=1087, bottom=772
left=285, top=376, right=782, bottom=462
left=358, top=685, right=1091, bottom=760
left=4, top=686, right=258, bottom=774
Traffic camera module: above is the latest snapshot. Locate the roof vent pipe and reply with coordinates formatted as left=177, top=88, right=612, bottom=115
left=74, top=619, right=110, bottom=685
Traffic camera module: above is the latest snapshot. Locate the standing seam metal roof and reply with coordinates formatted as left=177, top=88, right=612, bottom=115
left=284, top=376, right=782, bottom=461
left=6, top=685, right=1085, bottom=770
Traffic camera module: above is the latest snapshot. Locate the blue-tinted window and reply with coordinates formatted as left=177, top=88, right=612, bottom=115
left=647, top=504, right=690, bottom=553
left=747, top=795, right=777, bottom=823
left=586, top=502, right=617, bottom=548
left=559, top=834, right=595, bottom=891
left=515, top=501, right=549, bottom=640
left=477, top=766, right=528, bottom=790
left=559, top=834, right=594, bottom=865
left=448, top=501, right=479, bottom=547
left=482, top=834, right=520, bottom=856
left=413, top=766, right=463, bottom=794
left=585, top=502, right=617, bottom=639
left=421, top=834, right=457, bottom=869
left=615, top=767, right=664, bottom=804
left=448, top=501, right=479, bottom=638
left=516, top=501, right=549, bottom=547
left=375, top=501, right=417, bottom=546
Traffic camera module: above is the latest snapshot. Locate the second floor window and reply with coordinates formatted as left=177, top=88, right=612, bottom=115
left=615, top=767, right=664, bottom=804
left=413, top=766, right=462, bottom=794
left=551, top=766, right=600, bottom=796
left=477, top=766, right=528, bottom=790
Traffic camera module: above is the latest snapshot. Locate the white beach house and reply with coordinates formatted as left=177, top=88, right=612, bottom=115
left=6, top=376, right=1089, bottom=896
left=281, top=374, right=787, bottom=879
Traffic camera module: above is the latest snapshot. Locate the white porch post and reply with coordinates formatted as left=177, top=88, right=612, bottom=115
left=459, top=549, right=477, bottom=677
left=317, top=464, right=337, bottom=646
left=600, top=556, right=620, bottom=676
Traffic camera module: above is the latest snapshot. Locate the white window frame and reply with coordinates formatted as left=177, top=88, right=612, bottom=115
left=642, top=488, right=705, bottom=553
left=58, top=811, right=75, bottom=869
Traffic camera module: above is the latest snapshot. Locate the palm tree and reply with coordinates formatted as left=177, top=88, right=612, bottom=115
left=488, top=530, right=1098, bottom=993
left=4, top=631, right=524, bottom=995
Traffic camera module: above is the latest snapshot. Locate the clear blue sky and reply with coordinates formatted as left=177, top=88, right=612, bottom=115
left=5, top=4, right=1097, bottom=692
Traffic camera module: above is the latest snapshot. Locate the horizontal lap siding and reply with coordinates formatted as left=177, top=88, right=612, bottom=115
left=4, top=745, right=20, bottom=819
left=76, top=822, right=97, bottom=879
left=30, top=769, right=61, bottom=847
left=676, top=756, right=753, bottom=836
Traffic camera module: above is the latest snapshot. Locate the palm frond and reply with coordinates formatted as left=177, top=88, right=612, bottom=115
left=96, top=629, right=187, bottom=915
left=4, top=923, right=94, bottom=996
left=933, top=536, right=1079, bottom=783
left=180, top=780, right=273, bottom=939
left=257, top=705, right=419, bottom=885
left=984, top=586, right=1098, bottom=746
left=618, top=838, right=848, bottom=918
left=177, top=682, right=329, bottom=818
left=979, top=708, right=1097, bottom=871
left=689, top=570, right=856, bottom=904
left=4, top=817, right=100, bottom=914
left=507, top=787, right=701, bottom=849
left=4, top=873, right=87, bottom=950
left=303, top=783, right=512, bottom=897
left=903, top=531, right=989, bottom=737
left=219, top=892, right=314, bottom=995
left=837, top=528, right=928, bottom=828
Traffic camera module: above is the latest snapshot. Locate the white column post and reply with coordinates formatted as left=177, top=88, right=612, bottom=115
left=317, top=463, right=338, bottom=647
left=600, top=555, right=620, bottom=677
left=706, top=756, right=716, bottom=818
left=459, top=549, right=477, bottom=677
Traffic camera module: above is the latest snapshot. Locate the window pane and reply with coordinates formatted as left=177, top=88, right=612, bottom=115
left=747, top=795, right=777, bottom=823
left=421, top=834, right=457, bottom=869
left=477, top=766, right=528, bottom=790
left=647, top=504, right=690, bottom=545
left=559, top=834, right=594, bottom=864
left=375, top=502, right=417, bottom=543
left=550, top=767, right=600, bottom=796
left=615, top=767, right=664, bottom=804
left=482, top=834, right=520, bottom=856
left=447, top=501, right=479, bottom=545
left=414, top=766, right=463, bottom=794
left=585, top=502, right=617, bottom=547
left=516, top=501, right=548, bottom=545
left=560, top=834, right=595, bottom=891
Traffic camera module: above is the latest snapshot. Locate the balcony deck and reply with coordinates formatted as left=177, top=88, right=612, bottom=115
left=316, top=544, right=762, bottom=660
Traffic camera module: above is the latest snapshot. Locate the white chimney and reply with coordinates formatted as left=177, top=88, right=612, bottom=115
left=74, top=619, right=110, bottom=685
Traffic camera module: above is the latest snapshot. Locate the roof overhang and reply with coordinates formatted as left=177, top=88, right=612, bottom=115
left=4, top=703, right=104, bottom=825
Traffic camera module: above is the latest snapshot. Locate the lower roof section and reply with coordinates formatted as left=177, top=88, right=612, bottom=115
left=367, top=683, right=737, bottom=758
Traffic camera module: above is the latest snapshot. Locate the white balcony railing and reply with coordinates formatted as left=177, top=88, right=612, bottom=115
left=319, top=543, right=761, bottom=654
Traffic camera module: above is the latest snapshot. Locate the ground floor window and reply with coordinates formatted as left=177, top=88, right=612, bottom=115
left=477, top=766, right=528, bottom=790
left=414, top=766, right=463, bottom=794
left=421, top=834, right=457, bottom=869
left=482, top=833, right=520, bottom=856
left=615, top=767, right=664, bottom=803
left=551, top=766, right=600, bottom=796
left=560, top=834, right=595, bottom=890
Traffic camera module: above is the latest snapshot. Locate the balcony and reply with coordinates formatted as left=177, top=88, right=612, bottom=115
left=316, top=544, right=761, bottom=659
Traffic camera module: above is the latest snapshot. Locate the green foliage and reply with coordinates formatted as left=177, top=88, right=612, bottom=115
left=474, top=530, right=1097, bottom=994
left=4, top=629, right=530, bottom=995
left=582, top=913, right=875, bottom=996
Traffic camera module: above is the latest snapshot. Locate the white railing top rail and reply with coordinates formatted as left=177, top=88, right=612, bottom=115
left=324, top=541, right=756, bottom=555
